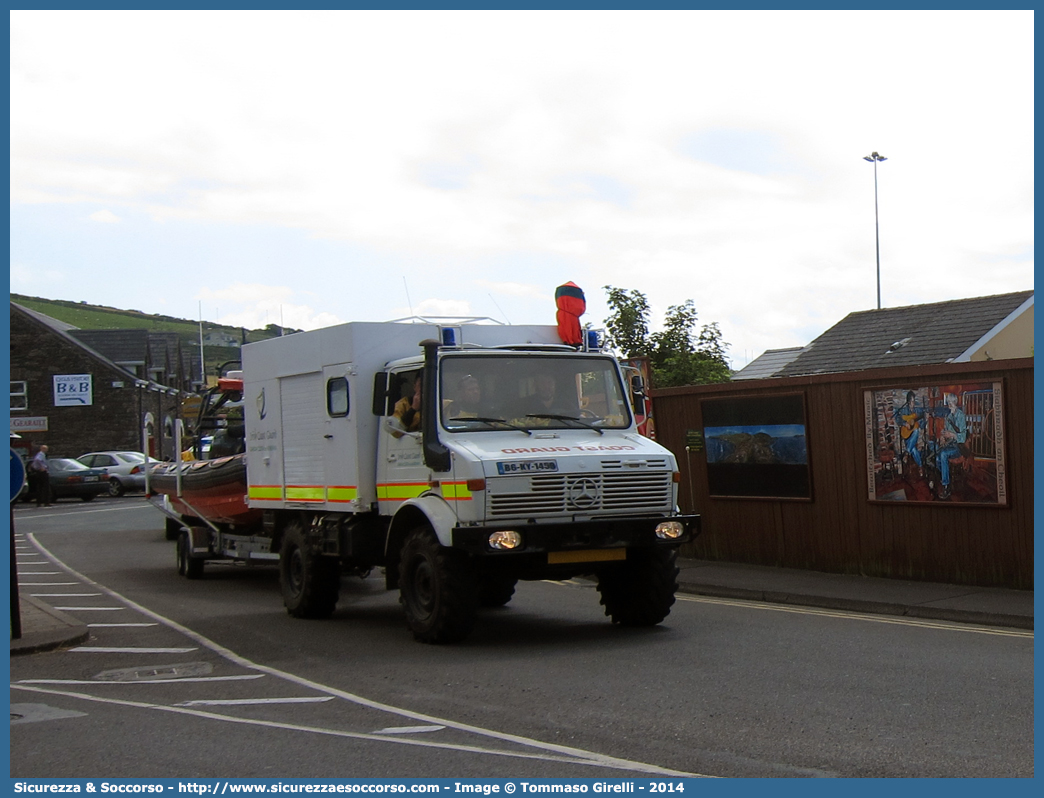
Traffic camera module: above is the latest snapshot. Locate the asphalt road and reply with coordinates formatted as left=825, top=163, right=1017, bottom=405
left=9, top=499, right=1034, bottom=779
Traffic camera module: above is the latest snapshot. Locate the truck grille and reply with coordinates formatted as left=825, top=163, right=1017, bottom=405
left=488, top=472, right=672, bottom=517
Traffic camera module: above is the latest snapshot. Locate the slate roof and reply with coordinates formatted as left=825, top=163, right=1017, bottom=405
left=733, top=347, right=804, bottom=380
left=68, top=328, right=151, bottom=366
left=11, top=303, right=142, bottom=382
left=773, top=290, right=1033, bottom=378
left=15, top=303, right=78, bottom=332
left=11, top=303, right=187, bottom=393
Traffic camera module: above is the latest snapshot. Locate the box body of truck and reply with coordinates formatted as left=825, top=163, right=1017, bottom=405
left=163, top=320, right=699, bottom=642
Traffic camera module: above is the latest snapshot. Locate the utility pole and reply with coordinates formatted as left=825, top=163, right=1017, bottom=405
left=863, top=151, right=887, bottom=309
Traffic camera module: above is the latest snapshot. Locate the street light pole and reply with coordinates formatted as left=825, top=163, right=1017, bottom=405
left=863, top=151, right=887, bottom=309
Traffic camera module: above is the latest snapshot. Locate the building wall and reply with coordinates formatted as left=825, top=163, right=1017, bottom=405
left=968, top=305, right=1033, bottom=361
left=653, top=358, right=1033, bottom=589
left=10, top=307, right=180, bottom=460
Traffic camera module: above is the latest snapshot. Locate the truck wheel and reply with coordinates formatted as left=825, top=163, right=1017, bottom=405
left=165, top=517, right=183, bottom=541
left=177, top=531, right=205, bottom=580
left=279, top=521, right=339, bottom=619
left=596, top=547, right=679, bottom=626
left=399, top=526, right=478, bottom=643
left=478, top=575, right=518, bottom=608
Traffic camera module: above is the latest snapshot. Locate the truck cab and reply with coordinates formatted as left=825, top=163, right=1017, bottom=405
left=372, top=336, right=698, bottom=641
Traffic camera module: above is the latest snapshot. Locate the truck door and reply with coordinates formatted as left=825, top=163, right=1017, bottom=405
left=322, top=363, right=359, bottom=509
left=279, top=372, right=326, bottom=506
left=376, top=368, right=430, bottom=514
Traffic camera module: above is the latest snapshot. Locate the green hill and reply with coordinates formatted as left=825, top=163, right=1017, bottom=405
left=10, top=293, right=298, bottom=381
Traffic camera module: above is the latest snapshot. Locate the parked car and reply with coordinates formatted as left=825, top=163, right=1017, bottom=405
left=42, top=458, right=109, bottom=502
left=77, top=451, right=160, bottom=497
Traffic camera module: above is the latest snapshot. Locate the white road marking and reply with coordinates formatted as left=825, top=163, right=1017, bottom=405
left=12, top=683, right=706, bottom=775
left=19, top=582, right=80, bottom=586
left=19, top=675, right=265, bottom=685
left=31, top=593, right=103, bottom=597
left=16, top=532, right=707, bottom=778
left=174, top=697, right=334, bottom=707
left=70, top=647, right=198, bottom=654
left=16, top=571, right=61, bottom=575
left=87, top=623, right=159, bottom=628
left=16, top=504, right=149, bottom=517
left=373, top=725, right=446, bottom=735
left=53, top=606, right=126, bottom=612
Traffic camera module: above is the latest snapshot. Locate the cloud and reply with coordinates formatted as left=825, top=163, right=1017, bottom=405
left=88, top=209, right=121, bottom=223
left=390, top=297, right=475, bottom=320
left=8, top=10, right=1034, bottom=369
left=10, top=261, right=66, bottom=291
left=196, top=282, right=344, bottom=331
left=474, top=280, right=552, bottom=301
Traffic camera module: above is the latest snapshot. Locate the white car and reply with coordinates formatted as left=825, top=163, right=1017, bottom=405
left=77, top=451, right=160, bottom=497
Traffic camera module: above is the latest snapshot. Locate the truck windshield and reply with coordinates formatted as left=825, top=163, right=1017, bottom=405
left=440, top=354, right=632, bottom=432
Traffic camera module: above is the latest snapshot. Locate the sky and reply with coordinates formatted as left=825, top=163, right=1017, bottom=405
left=9, top=9, right=1034, bottom=369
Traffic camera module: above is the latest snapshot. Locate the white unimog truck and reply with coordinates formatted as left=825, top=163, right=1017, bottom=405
left=173, top=320, right=699, bottom=643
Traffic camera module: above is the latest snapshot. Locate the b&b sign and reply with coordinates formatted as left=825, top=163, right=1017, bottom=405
left=54, top=374, right=93, bottom=406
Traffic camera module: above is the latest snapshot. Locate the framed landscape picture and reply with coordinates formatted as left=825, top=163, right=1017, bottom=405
left=701, top=393, right=810, bottom=499
left=864, top=381, right=1006, bottom=505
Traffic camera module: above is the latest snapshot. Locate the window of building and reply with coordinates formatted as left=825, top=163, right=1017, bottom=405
left=10, top=381, right=27, bottom=411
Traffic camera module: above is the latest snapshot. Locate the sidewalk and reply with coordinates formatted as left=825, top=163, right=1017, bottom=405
left=676, top=558, right=1033, bottom=630
left=10, top=594, right=89, bottom=656
left=11, top=558, right=1033, bottom=655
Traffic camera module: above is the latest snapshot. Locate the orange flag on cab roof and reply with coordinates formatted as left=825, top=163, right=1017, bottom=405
left=555, top=282, right=586, bottom=346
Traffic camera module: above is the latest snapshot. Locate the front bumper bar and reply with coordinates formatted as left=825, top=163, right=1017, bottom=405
left=451, top=514, right=700, bottom=557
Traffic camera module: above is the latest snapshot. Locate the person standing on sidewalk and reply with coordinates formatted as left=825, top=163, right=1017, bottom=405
left=28, top=444, right=51, bottom=507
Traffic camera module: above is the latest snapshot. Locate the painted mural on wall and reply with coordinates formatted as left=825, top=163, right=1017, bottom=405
left=864, top=382, right=1006, bottom=505
left=702, top=393, right=810, bottom=499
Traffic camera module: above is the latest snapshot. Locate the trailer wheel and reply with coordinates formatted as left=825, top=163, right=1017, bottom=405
left=478, top=575, right=517, bottom=608
left=399, top=525, right=478, bottom=643
left=279, top=521, right=339, bottom=619
left=177, top=531, right=205, bottom=580
left=596, top=547, right=678, bottom=627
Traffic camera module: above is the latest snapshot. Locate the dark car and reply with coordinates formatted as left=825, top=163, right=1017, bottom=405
left=44, top=458, right=110, bottom=502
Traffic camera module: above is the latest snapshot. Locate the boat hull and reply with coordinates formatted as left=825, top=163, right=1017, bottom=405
left=150, top=454, right=261, bottom=526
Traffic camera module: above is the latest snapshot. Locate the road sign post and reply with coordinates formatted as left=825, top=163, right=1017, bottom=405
left=10, top=448, right=25, bottom=639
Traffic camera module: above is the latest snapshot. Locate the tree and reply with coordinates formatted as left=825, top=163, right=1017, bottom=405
left=603, top=286, right=731, bottom=388
left=602, top=286, right=651, bottom=358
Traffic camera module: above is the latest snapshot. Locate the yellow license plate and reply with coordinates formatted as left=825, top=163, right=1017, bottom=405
left=547, top=548, right=627, bottom=565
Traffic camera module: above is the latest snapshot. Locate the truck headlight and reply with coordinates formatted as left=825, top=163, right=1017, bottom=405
left=489, top=530, right=522, bottom=550
left=655, top=521, right=684, bottom=540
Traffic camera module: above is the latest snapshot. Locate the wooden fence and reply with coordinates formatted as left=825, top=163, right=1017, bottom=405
left=652, top=358, right=1033, bottom=589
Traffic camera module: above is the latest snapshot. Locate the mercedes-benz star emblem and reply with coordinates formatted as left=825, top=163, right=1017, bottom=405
left=567, top=477, right=599, bottom=510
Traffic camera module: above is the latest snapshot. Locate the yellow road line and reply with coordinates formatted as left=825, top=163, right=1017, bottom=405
left=675, top=594, right=1033, bottom=638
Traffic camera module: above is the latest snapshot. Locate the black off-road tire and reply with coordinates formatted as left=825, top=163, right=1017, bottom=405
left=478, top=575, right=518, bottom=608
left=399, top=526, right=478, bottom=643
left=177, top=531, right=205, bottom=580
left=596, top=547, right=679, bottom=627
left=279, top=521, right=340, bottom=619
